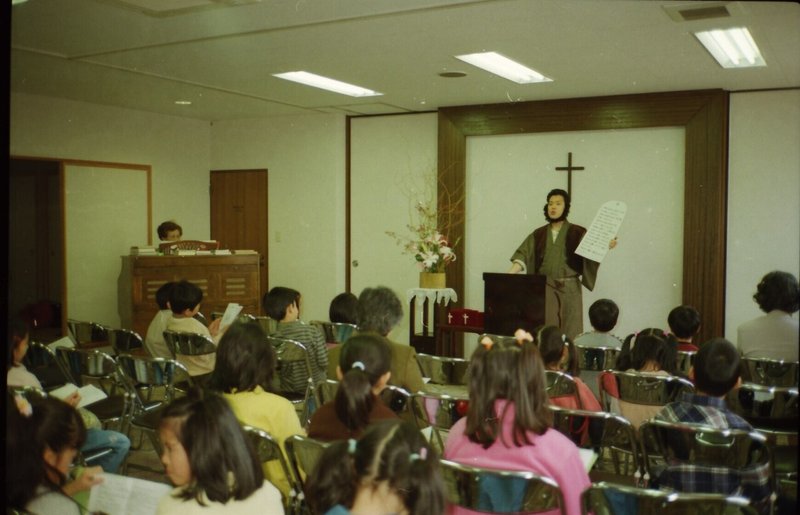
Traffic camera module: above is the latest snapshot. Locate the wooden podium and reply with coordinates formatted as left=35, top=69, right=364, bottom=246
left=483, top=273, right=547, bottom=336
left=119, top=254, right=261, bottom=338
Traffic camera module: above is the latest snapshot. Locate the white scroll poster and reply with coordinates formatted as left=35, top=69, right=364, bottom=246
left=575, top=201, right=627, bottom=263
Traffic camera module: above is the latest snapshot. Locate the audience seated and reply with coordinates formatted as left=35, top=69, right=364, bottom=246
left=306, top=419, right=444, bottom=515
left=653, top=338, right=772, bottom=512
left=208, top=320, right=303, bottom=501
left=165, top=280, right=224, bottom=379
left=263, top=286, right=328, bottom=394
left=308, top=334, right=398, bottom=441
left=328, top=286, right=425, bottom=395
left=574, top=298, right=623, bottom=348
left=329, top=292, right=359, bottom=325
left=443, top=329, right=590, bottom=515
left=7, top=319, right=130, bottom=474
left=144, top=281, right=175, bottom=358
left=667, top=305, right=701, bottom=352
left=7, top=391, right=104, bottom=514
left=737, top=271, right=799, bottom=361
left=157, top=388, right=284, bottom=513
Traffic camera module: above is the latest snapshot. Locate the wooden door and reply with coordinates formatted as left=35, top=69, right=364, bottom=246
left=210, top=169, right=268, bottom=305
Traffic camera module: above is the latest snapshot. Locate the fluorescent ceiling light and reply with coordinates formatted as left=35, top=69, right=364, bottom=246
left=455, top=52, right=551, bottom=84
left=694, top=27, right=765, bottom=68
left=273, top=71, right=382, bottom=97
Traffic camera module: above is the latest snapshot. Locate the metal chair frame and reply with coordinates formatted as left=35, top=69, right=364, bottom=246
left=107, top=327, right=146, bottom=356
left=440, top=458, right=566, bottom=514
left=676, top=350, right=696, bottom=376
left=310, top=320, right=358, bottom=344
left=284, top=434, right=331, bottom=513
left=741, top=357, right=799, bottom=388
left=477, top=333, right=520, bottom=346
left=22, top=340, right=75, bottom=390
left=162, top=330, right=216, bottom=359
left=410, top=390, right=470, bottom=451
left=268, top=336, right=319, bottom=426
left=581, top=481, right=760, bottom=515
left=599, top=370, right=695, bottom=412
left=545, top=370, right=582, bottom=408
left=574, top=345, right=620, bottom=372
left=66, top=319, right=109, bottom=349
left=415, top=353, right=470, bottom=385
left=242, top=425, right=301, bottom=513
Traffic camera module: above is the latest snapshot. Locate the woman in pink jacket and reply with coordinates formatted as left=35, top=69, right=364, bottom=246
left=444, top=331, right=591, bottom=515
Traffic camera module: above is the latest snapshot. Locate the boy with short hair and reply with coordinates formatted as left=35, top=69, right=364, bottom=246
left=165, top=280, right=222, bottom=377
left=263, top=286, right=328, bottom=394
left=574, top=298, right=623, bottom=348
left=144, top=281, right=175, bottom=358
left=654, top=338, right=771, bottom=510
left=667, top=305, right=701, bottom=352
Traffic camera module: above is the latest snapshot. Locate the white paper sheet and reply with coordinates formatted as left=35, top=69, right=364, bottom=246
left=47, top=336, right=75, bottom=351
left=575, top=200, right=627, bottom=263
left=88, top=473, right=171, bottom=515
left=219, top=302, right=243, bottom=331
left=50, top=383, right=108, bottom=408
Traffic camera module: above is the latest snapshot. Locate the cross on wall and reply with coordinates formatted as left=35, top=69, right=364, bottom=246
left=555, top=152, right=585, bottom=198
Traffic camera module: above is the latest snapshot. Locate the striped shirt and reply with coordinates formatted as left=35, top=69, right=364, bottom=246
left=273, top=320, right=328, bottom=394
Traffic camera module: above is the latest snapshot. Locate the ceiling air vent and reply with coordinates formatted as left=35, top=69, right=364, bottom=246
left=663, top=2, right=732, bottom=22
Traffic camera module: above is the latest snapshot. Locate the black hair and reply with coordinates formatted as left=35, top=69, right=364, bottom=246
left=7, top=317, right=30, bottom=371
left=159, top=388, right=264, bottom=504
left=537, top=325, right=578, bottom=376
left=335, top=334, right=392, bottom=433
left=306, top=420, right=444, bottom=515
left=667, top=305, right=701, bottom=339
left=753, top=271, right=800, bottom=314
left=169, top=280, right=203, bottom=314
left=329, top=292, right=359, bottom=325
left=588, top=299, right=619, bottom=332
left=156, top=282, right=176, bottom=310
left=693, top=338, right=741, bottom=397
left=7, top=392, right=87, bottom=510
left=543, top=188, right=571, bottom=223
left=157, top=220, right=183, bottom=240
left=262, top=286, right=301, bottom=321
left=466, top=334, right=552, bottom=449
left=617, top=328, right=673, bottom=373
left=209, top=321, right=275, bottom=393
left=357, top=286, right=403, bottom=336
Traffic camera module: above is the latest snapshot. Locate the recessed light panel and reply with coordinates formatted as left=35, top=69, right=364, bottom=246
left=455, top=52, right=551, bottom=84
left=694, top=27, right=766, bottom=68
left=273, top=71, right=382, bottom=97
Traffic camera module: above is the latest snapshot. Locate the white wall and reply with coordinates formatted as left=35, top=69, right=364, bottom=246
left=209, top=114, right=346, bottom=323
left=726, top=89, right=800, bottom=341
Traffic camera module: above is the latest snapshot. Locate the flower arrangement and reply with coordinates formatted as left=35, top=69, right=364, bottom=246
left=386, top=201, right=458, bottom=273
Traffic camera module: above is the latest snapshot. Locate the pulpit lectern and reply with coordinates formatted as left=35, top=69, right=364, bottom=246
left=483, top=273, right=547, bottom=336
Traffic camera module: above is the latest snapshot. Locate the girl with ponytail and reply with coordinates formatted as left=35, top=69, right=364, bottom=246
left=308, top=334, right=397, bottom=440
left=306, top=419, right=444, bottom=515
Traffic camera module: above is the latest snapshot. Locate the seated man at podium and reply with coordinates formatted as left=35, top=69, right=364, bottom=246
left=508, top=188, right=615, bottom=339
left=157, top=220, right=182, bottom=242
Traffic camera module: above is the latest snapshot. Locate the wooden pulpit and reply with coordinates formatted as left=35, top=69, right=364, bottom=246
left=483, top=273, right=547, bottom=336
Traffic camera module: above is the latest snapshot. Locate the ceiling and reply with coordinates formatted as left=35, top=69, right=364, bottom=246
left=10, top=0, right=800, bottom=121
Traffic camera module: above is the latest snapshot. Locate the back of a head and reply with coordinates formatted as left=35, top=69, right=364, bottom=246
left=7, top=393, right=87, bottom=509
left=620, top=328, right=669, bottom=372
left=156, top=282, right=176, bottom=310
left=262, top=286, right=300, bottom=320
left=357, top=286, right=403, bottom=336
left=307, top=420, right=444, bottom=515
left=466, top=336, right=551, bottom=447
left=537, top=325, right=576, bottom=375
left=693, top=338, right=741, bottom=397
left=170, top=280, right=203, bottom=314
left=667, top=305, right=701, bottom=338
left=588, top=299, right=619, bottom=332
left=754, top=271, right=800, bottom=314
left=330, top=292, right=359, bottom=325
left=210, top=321, right=274, bottom=393
left=335, top=334, right=392, bottom=432
left=159, top=389, right=263, bottom=503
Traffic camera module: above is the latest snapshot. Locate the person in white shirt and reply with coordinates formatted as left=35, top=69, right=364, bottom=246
left=737, top=271, right=799, bottom=361
left=145, top=281, right=175, bottom=358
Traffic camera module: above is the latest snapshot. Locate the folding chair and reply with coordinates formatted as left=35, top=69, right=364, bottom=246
left=440, top=459, right=566, bottom=514
left=162, top=329, right=216, bottom=359
left=545, top=370, right=582, bottom=408
left=415, top=353, right=469, bottom=385
left=310, top=320, right=358, bottom=344
left=115, top=354, right=193, bottom=455
left=741, top=357, right=799, bottom=388
left=599, top=371, right=694, bottom=428
left=548, top=405, right=643, bottom=484
left=22, top=340, right=74, bottom=391
left=315, top=379, right=411, bottom=418
left=55, top=347, right=132, bottom=432
left=268, top=336, right=319, bottom=426
left=242, top=425, right=300, bottom=513
left=285, top=434, right=331, bottom=512
left=107, top=327, right=147, bottom=356
left=411, top=390, right=470, bottom=452
left=639, top=419, right=774, bottom=512
left=676, top=350, right=696, bottom=375
left=574, top=345, right=620, bottom=400
left=67, top=319, right=110, bottom=350
left=254, top=315, right=279, bottom=335
left=581, top=481, right=760, bottom=515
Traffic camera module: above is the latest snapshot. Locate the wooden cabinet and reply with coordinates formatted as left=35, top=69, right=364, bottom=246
left=119, top=254, right=261, bottom=338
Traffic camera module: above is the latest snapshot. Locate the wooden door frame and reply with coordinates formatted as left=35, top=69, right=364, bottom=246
left=9, top=155, right=152, bottom=335
left=437, top=89, right=729, bottom=343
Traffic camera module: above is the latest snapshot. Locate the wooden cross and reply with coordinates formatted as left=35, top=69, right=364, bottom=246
left=555, top=152, right=585, bottom=197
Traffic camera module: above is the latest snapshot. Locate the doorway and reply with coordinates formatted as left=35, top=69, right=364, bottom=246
left=210, top=169, right=269, bottom=306
left=9, top=158, right=64, bottom=342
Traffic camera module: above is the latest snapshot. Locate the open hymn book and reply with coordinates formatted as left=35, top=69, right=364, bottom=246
left=88, top=473, right=171, bottom=515
left=49, top=383, right=108, bottom=409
